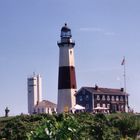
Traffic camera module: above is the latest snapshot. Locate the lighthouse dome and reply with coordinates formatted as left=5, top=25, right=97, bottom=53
left=61, top=23, right=72, bottom=38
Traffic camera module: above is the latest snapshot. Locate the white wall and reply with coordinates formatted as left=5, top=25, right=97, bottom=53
left=59, top=44, right=75, bottom=67
left=57, top=89, right=76, bottom=113
left=27, top=74, right=42, bottom=114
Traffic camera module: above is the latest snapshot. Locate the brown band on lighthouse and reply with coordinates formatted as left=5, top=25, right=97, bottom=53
left=58, top=66, right=77, bottom=89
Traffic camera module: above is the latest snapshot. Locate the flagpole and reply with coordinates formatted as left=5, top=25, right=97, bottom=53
left=122, top=56, right=129, bottom=112
left=121, top=56, right=126, bottom=92
left=123, top=56, right=126, bottom=93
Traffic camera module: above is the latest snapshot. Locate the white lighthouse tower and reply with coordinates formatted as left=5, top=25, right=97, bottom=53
left=57, top=23, right=77, bottom=113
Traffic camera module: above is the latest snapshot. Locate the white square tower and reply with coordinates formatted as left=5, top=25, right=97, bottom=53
left=27, top=74, right=42, bottom=114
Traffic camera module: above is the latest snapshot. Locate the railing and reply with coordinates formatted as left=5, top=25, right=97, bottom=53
left=57, top=39, right=75, bottom=45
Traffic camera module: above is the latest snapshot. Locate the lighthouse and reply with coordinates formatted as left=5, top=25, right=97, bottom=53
left=57, top=23, right=77, bottom=113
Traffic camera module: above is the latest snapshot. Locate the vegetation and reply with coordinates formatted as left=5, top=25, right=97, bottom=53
left=0, top=113, right=140, bottom=140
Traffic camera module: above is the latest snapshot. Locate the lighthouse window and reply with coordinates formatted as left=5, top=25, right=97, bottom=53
left=70, top=50, right=72, bottom=54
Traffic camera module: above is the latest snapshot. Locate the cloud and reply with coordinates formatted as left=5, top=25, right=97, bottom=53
left=77, top=67, right=120, bottom=73
left=79, top=27, right=104, bottom=32
left=104, top=32, right=116, bottom=36
left=79, top=27, right=116, bottom=36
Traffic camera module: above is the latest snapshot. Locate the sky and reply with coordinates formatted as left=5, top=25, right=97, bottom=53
left=0, top=0, right=140, bottom=115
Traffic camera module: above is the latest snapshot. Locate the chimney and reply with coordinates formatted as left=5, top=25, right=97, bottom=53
left=95, top=84, right=98, bottom=90
left=120, top=88, right=124, bottom=92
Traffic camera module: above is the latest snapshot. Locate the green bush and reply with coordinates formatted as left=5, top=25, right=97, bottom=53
left=0, top=113, right=139, bottom=140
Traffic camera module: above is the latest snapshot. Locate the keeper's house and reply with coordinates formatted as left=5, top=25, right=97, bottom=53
left=75, top=85, right=129, bottom=113
left=33, top=100, right=57, bottom=114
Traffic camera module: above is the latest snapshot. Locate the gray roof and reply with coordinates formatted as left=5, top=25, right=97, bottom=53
left=77, top=87, right=128, bottom=96
left=35, top=100, right=57, bottom=108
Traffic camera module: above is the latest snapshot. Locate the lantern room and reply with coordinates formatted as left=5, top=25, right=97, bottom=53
left=60, top=23, right=72, bottom=38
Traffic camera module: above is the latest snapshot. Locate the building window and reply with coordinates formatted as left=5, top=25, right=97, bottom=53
left=38, top=108, right=40, bottom=113
left=121, top=105, right=124, bottom=110
left=82, top=90, right=85, bottom=95
left=97, top=103, right=100, bottom=107
left=107, top=104, right=110, bottom=109
left=47, top=108, right=49, bottom=113
left=102, top=95, right=105, bottom=101
left=116, top=96, right=119, bottom=101
left=79, top=96, right=83, bottom=101
left=107, top=95, right=110, bottom=101
left=86, top=95, right=89, bottom=100
left=97, top=95, right=100, bottom=100
left=125, top=96, right=127, bottom=102
left=42, top=108, right=44, bottom=113
left=51, top=108, right=55, bottom=112
left=33, top=109, right=36, bottom=114
left=111, top=96, right=114, bottom=101
left=86, top=104, right=89, bottom=109
left=120, top=96, right=123, bottom=101
left=102, top=104, right=106, bottom=108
